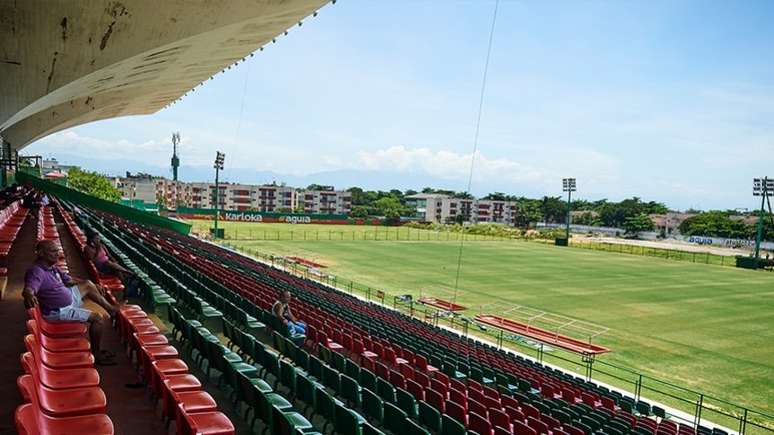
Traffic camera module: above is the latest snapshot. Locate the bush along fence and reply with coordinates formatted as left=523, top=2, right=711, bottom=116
left=220, top=242, right=773, bottom=435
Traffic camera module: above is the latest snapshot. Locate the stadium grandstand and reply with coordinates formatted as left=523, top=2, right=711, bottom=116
left=0, top=2, right=772, bottom=435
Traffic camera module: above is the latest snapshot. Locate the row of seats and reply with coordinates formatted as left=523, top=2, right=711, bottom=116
left=15, top=203, right=114, bottom=434
left=52, top=200, right=237, bottom=435
left=0, top=196, right=28, bottom=300
left=118, top=303, right=236, bottom=435
left=89, top=211, right=636, bottom=435
left=0, top=196, right=28, bottom=255
left=75, top=202, right=722, bottom=435
left=86, top=209, right=600, bottom=434
left=68, top=201, right=322, bottom=434
left=54, top=199, right=124, bottom=302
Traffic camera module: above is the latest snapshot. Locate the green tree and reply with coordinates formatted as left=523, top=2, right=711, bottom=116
left=373, top=196, right=408, bottom=218
left=350, top=206, right=370, bottom=218
left=347, top=187, right=368, bottom=205
left=67, top=167, right=121, bottom=202
left=514, top=199, right=542, bottom=227
left=483, top=192, right=506, bottom=201
left=623, top=214, right=655, bottom=237
left=678, top=211, right=751, bottom=239
left=540, top=196, right=566, bottom=223
left=574, top=212, right=602, bottom=226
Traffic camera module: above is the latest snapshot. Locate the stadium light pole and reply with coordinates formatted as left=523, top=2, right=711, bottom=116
left=752, top=177, right=773, bottom=260
left=562, top=178, right=576, bottom=241
left=213, top=151, right=225, bottom=239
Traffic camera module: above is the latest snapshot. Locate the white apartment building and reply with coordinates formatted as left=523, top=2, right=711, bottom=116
left=298, top=186, right=352, bottom=215
left=179, top=182, right=296, bottom=212
left=405, top=193, right=517, bottom=225
left=114, top=175, right=353, bottom=213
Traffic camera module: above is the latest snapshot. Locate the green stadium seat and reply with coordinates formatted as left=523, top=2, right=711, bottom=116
left=441, top=413, right=467, bottom=435
left=360, top=368, right=377, bottom=392
left=407, top=418, right=431, bottom=435
left=279, top=359, right=297, bottom=395
left=636, top=401, right=651, bottom=416
left=334, top=401, right=364, bottom=435
left=340, top=374, right=361, bottom=407
left=332, top=351, right=347, bottom=373
left=361, top=388, right=384, bottom=424
left=345, top=359, right=361, bottom=380
left=271, top=405, right=315, bottom=435
left=322, top=364, right=341, bottom=392
left=362, top=421, right=386, bottom=435
left=308, top=356, right=324, bottom=381
left=418, top=401, right=442, bottom=433
left=396, top=387, right=418, bottom=419
left=313, top=385, right=339, bottom=433
left=376, top=377, right=396, bottom=403
left=383, top=402, right=409, bottom=434
left=294, top=371, right=318, bottom=414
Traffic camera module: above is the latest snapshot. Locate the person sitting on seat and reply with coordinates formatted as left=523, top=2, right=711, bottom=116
left=84, top=232, right=131, bottom=278
left=273, top=290, right=305, bottom=336
left=23, top=240, right=119, bottom=365
left=84, top=232, right=138, bottom=298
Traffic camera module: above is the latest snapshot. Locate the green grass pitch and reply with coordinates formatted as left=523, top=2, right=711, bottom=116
left=188, top=220, right=774, bottom=416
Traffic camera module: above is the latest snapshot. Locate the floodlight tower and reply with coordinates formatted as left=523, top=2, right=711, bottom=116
left=752, top=177, right=774, bottom=260
left=171, top=132, right=180, bottom=210
left=213, top=151, right=225, bottom=238
left=562, top=178, right=577, bottom=241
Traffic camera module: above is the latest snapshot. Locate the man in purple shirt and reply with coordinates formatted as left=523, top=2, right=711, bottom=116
left=23, top=240, right=119, bottom=365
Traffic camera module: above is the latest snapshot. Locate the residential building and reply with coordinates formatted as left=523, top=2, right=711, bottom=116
left=405, top=193, right=518, bottom=225
left=298, top=186, right=352, bottom=215
left=179, top=182, right=296, bottom=212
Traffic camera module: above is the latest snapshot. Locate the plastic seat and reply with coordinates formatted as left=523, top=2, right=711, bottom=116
left=170, top=389, right=218, bottom=422
left=419, top=400, right=442, bottom=433
left=161, top=374, right=203, bottom=416
left=383, top=402, right=409, bottom=433
left=470, top=411, right=493, bottom=435
left=149, top=358, right=189, bottom=393
left=30, top=308, right=87, bottom=338
left=18, top=374, right=107, bottom=418
left=362, top=388, right=384, bottom=423
left=445, top=399, right=468, bottom=428
left=15, top=402, right=114, bottom=435
left=21, top=352, right=100, bottom=391
left=26, top=335, right=94, bottom=370
left=442, top=413, right=467, bottom=435
left=27, top=320, right=90, bottom=353
left=489, top=408, right=512, bottom=433
left=176, top=403, right=234, bottom=435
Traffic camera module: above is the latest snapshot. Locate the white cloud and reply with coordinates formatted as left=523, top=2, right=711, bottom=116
left=355, top=145, right=620, bottom=193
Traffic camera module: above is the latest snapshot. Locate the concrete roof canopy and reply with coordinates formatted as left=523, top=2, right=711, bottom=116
left=0, top=0, right=330, bottom=151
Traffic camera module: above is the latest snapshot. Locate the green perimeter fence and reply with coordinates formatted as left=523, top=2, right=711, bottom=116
left=223, top=241, right=773, bottom=435
left=569, top=239, right=739, bottom=268
left=204, top=226, right=515, bottom=242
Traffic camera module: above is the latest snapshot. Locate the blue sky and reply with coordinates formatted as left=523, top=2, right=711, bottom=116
left=28, top=0, right=774, bottom=211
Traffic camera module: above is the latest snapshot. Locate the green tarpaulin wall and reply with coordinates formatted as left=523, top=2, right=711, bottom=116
left=16, top=171, right=191, bottom=235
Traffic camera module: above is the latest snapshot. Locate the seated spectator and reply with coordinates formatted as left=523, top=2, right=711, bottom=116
left=84, top=232, right=139, bottom=299
left=23, top=240, right=119, bottom=365
left=84, top=232, right=132, bottom=278
left=273, top=290, right=305, bottom=336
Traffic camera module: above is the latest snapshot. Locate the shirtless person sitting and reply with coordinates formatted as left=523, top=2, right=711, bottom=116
left=23, top=240, right=119, bottom=365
